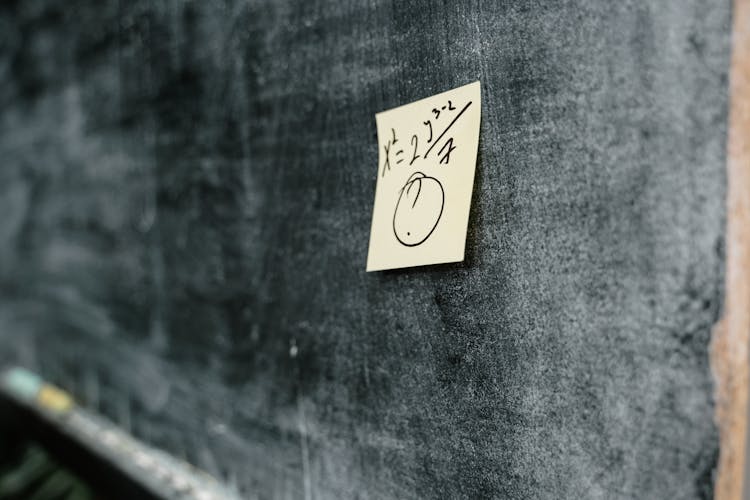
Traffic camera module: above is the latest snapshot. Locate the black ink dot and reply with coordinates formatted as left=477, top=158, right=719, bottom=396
left=407, top=232, right=410, bottom=235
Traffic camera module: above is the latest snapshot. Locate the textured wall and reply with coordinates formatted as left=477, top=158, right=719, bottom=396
left=0, top=1, right=732, bottom=498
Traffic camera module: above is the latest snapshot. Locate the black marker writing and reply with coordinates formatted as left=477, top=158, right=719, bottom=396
left=392, top=172, right=445, bottom=247
left=423, top=101, right=472, bottom=159
left=438, top=138, right=456, bottom=165
left=381, top=100, right=471, bottom=177
left=410, top=135, right=420, bottom=165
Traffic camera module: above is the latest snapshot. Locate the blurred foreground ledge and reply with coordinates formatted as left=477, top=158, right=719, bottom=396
left=0, top=367, right=240, bottom=500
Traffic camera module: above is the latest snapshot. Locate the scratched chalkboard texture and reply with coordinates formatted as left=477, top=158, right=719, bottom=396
left=0, top=1, right=731, bottom=499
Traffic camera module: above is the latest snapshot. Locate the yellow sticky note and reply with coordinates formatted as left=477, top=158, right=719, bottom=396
left=366, top=81, right=481, bottom=272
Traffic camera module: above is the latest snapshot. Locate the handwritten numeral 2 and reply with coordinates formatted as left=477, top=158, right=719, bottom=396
left=410, top=135, right=420, bottom=165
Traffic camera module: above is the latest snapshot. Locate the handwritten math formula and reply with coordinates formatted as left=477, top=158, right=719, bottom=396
left=367, top=81, right=481, bottom=272
left=381, top=98, right=472, bottom=176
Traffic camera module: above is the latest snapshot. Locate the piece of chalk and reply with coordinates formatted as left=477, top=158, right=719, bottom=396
left=37, top=384, right=74, bottom=413
left=1, top=367, right=42, bottom=401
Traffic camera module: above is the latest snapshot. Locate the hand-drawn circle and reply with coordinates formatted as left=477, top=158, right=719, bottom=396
left=393, top=172, right=445, bottom=247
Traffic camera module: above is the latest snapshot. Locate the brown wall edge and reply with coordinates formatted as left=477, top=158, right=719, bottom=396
left=712, top=1, right=750, bottom=499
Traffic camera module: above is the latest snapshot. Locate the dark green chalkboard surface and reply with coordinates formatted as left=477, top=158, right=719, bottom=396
left=0, top=1, right=731, bottom=498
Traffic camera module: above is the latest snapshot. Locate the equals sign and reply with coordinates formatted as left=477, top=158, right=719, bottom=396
left=396, top=149, right=404, bottom=164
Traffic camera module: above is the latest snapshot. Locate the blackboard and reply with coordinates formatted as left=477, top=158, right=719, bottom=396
left=0, top=1, right=732, bottom=498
